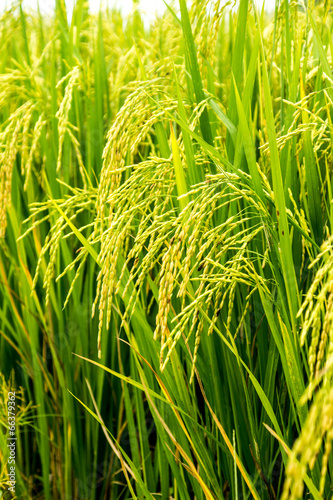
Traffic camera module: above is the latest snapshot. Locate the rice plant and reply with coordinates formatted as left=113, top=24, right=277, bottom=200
left=0, top=0, right=333, bottom=498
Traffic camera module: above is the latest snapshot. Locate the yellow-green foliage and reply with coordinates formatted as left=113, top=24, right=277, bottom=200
left=1, top=1, right=333, bottom=499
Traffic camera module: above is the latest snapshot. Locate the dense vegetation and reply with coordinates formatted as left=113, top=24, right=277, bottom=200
left=0, top=0, right=333, bottom=498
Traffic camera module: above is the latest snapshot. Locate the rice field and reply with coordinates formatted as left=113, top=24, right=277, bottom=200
left=0, top=0, right=333, bottom=498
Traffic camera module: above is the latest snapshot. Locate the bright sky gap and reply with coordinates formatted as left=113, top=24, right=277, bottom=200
left=3, top=0, right=276, bottom=22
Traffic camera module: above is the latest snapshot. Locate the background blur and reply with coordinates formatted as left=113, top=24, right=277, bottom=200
left=3, top=0, right=275, bottom=21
